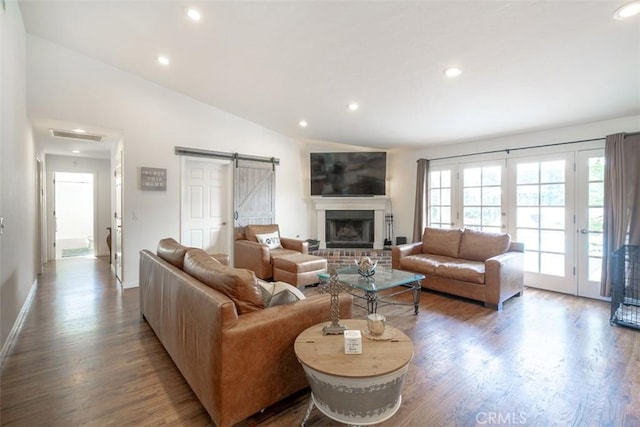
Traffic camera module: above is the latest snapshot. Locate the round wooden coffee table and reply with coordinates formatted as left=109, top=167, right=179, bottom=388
left=294, top=319, right=413, bottom=426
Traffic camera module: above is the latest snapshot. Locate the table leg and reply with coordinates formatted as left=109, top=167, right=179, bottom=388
left=365, top=290, right=378, bottom=314
left=412, top=280, right=421, bottom=315
left=301, top=394, right=315, bottom=427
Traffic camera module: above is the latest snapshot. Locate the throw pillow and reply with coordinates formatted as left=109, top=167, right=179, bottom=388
left=255, top=231, right=282, bottom=249
left=258, top=280, right=305, bottom=307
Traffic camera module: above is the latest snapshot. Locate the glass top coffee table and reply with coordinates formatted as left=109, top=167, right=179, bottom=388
left=318, top=266, right=425, bottom=315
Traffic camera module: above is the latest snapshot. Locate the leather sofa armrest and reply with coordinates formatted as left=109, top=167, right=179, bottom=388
left=484, top=251, right=525, bottom=310
left=218, top=293, right=352, bottom=424
left=392, top=242, right=423, bottom=269
left=234, top=240, right=271, bottom=279
left=281, top=237, right=309, bottom=254
left=210, top=253, right=229, bottom=266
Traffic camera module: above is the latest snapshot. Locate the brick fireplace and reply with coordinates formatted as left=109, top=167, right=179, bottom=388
left=311, top=197, right=389, bottom=249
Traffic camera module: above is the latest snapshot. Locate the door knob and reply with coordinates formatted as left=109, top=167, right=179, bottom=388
left=580, top=229, right=589, bottom=234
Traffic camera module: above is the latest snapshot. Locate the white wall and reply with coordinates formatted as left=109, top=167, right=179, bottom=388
left=1, top=1, right=37, bottom=351
left=26, top=35, right=308, bottom=287
left=389, top=114, right=640, bottom=242
left=45, top=155, right=111, bottom=259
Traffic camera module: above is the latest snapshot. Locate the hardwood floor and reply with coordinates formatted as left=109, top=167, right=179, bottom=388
left=1, top=257, right=638, bottom=426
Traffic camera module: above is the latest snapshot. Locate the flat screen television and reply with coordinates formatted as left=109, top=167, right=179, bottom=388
left=310, top=152, right=386, bottom=196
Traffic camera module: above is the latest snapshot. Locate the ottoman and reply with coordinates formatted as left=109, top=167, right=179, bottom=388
left=273, top=253, right=328, bottom=288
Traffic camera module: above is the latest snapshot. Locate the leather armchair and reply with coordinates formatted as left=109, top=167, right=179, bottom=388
left=234, top=224, right=309, bottom=280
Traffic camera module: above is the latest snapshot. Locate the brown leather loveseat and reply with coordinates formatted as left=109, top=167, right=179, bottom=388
left=139, top=238, right=352, bottom=427
left=392, top=227, right=524, bottom=310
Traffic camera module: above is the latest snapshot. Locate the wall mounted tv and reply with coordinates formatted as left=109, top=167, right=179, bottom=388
left=310, top=152, right=386, bottom=196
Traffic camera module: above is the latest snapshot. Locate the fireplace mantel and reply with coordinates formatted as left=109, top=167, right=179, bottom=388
left=310, top=196, right=389, bottom=249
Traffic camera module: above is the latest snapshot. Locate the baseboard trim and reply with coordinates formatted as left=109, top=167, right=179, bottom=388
left=0, top=277, right=38, bottom=369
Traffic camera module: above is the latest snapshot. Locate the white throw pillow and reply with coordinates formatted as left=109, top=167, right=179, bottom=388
left=258, top=280, right=305, bottom=307
left=255, top=231, right=282, bottom=249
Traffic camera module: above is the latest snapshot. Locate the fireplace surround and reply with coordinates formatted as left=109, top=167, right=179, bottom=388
left=311, top=197, right=389, bottom=249
left=325, top=210, right=374, bottom=248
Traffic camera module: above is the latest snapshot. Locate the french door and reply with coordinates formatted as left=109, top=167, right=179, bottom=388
left=428, top=147, right=604, bottom=297
left=508, top=153, right=575, bottom=294
left=576, top=149, right=606, bottom=300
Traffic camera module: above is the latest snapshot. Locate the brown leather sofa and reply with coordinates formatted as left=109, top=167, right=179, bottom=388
left=234, top=224, right=309, bottom=280
left=392, top=227, right=524, bottom=310
left=139, top=238, right=352, bottom=427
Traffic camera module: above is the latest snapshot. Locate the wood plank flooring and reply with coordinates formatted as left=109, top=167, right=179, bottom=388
left=1, top=257, right=638, bottom=426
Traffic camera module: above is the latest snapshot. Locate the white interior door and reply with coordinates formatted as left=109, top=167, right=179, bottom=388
left=181, top=158, right=231, bottom=255
left=576, top=149, right=607, bottom=300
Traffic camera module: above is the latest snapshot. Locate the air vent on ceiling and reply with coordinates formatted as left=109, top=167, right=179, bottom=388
left=50, top=129, right=104, bottom=142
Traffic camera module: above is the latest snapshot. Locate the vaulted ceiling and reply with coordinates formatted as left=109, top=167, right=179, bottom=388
left=18, top=0, right=640, bottom=154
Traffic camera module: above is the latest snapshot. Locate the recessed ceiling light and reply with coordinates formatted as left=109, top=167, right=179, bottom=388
left=157, top=55, right=170, bottom=66
left=71, top=150, right=80, bottom=154
left=347, top=103, right=359, bottom=111
left=613, top=0, right=640, bottom=19
left=299, top=120, right=308, bottom=128
left=72, top=128, right=86, bottom=133
left=186, top=8, right=201, bottom=21
left=443, top=67, right=462, bottom=78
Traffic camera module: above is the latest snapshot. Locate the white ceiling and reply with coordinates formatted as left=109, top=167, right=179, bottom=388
left=18, top=0, right=640, bottom=155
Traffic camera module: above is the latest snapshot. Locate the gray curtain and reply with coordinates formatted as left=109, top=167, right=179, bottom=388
left=600, top=133, right=640, bottom=297
left=412, top=159, right=429, bottom=243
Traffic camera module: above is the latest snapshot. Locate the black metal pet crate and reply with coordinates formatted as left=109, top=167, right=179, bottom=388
left=610, top=245, right=640, bottom=330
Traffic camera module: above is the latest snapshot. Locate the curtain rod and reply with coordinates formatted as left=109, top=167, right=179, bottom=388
left=175, top=146, right=280, bottom=168
left=424, top=136, right=609, bottom=162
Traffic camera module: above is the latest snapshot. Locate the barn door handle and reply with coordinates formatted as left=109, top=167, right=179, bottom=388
left=234, top=211, right=239, bottom=220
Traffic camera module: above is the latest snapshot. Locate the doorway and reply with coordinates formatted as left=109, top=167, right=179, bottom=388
left=54, top=172, right=95, bottom=259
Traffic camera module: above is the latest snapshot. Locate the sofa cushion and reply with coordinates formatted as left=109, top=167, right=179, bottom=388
left=258, top=280, right=306, bottom=307
left=255, top=231, right=283, bottom=249
left=245, top=224, right=280, bottom=244
left=399, top=254, right=458, bottom=275
left=435, top=260, right=485, bottom=284
left=157, top=237, right=191, bottom=269
left=458, top=228, right=511, bottom=262
left=422, top=227, right=463, bottom=258
left=269, top=248, right=301, bottom=263
left=183, top=248, right=264, bottom=314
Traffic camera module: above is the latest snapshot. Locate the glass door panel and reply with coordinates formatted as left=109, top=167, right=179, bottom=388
left=509, top=153, right=575, bottom=294
left=576, top=149, right=606, bottom=300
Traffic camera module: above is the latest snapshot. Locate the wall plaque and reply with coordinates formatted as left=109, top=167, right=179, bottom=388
left=140, top=167, right=167, bottom=191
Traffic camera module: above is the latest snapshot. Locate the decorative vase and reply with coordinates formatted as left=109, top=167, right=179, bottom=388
left=355, top=256, right=377, bottom=277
